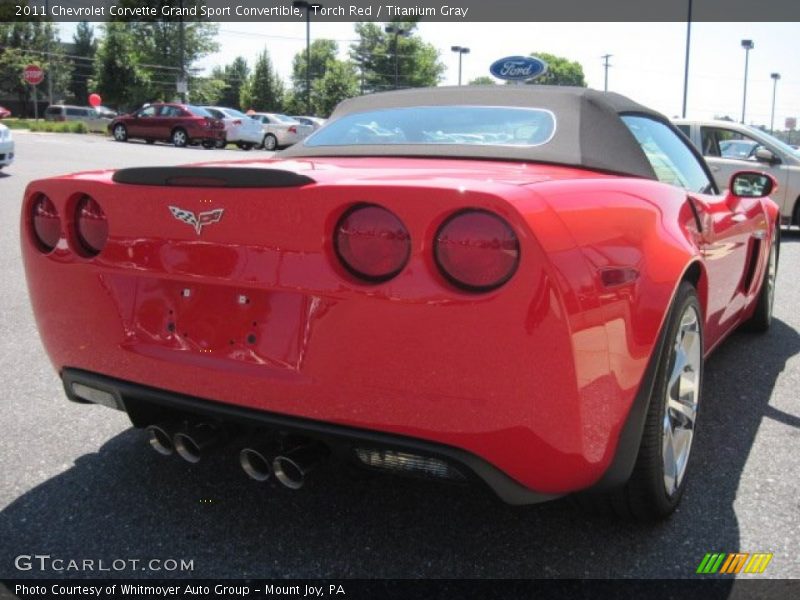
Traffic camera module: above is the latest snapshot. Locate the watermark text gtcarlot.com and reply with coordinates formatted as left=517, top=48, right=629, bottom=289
left=14, top=554, right=194, bottom=572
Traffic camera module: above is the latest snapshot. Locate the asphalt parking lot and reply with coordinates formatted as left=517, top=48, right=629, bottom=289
left=0, top=132, right=798, bottom=579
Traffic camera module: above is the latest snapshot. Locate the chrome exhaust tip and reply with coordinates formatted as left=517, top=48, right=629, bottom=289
left=146, top=423, right=177, bottom=456
left=239, top=445, right=275, bottom=482
left=174, top=423, right=226, bottom=464
left=272, top=443, right=327, bottom=490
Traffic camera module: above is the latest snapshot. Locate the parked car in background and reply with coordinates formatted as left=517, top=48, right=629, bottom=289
left=250, top=112, right=313, bottom=150
left=109, top=103, right=225, bottom=148
left=94, top=105, right=118, bottom=119
left=0, top=106, right=11, bottom=119
left=291, top=116, right=326, bottom=131
left=0, top=123, right=14, bottom=168
left=201, top=106, right=264, bottom=150
left=43, top=105, right=107, bottom=133
left=674, top=118, right=800, bottom=226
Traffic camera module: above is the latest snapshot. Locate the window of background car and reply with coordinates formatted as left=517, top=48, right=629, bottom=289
left=223, top=108, right=250, bottom=119
left=305, top=106, right=556, bottom=147
left=137, top=106, right=157, bottom=118
left=622, top=115, right=715, bottom=194
left=187, top=106, right=213, bottom=118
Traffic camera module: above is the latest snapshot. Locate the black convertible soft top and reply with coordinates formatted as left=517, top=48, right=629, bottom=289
left=280, top=86, right=673, bottom=179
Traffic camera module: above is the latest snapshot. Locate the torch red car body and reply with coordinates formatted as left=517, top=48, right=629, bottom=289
left=21, top=87, right=780, bottom=519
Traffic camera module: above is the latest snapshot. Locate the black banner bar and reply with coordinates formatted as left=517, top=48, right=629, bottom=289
left=3, top=579, right=800, bottom=600
left=2, top=0, right=800, bottom=23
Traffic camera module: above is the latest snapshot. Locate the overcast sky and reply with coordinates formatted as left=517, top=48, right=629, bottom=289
left=61, top=21, right=800, bottom=127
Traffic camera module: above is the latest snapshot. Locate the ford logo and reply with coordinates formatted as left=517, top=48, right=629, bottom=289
left=489, top=56, right=548, bottom=81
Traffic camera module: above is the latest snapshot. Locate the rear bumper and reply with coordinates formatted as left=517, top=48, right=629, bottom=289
left=62, top=368, right=559, bottom=505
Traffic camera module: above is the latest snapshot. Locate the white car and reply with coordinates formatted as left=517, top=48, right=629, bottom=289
left=291, top=116, right=326, bottom=131
left=0, top=123, right=14, bottom=169
left=250, top=112, right=313, bottom=151
left=201, top=106, right=264, bottom=150
left=674, top=119, right=800, bottom=226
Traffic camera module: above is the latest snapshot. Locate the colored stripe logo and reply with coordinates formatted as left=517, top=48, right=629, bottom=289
left=696, top=552, right=773, bottom=574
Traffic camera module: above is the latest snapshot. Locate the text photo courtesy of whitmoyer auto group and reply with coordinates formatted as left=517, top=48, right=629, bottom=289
left=1, top=0, right=799, bottom=598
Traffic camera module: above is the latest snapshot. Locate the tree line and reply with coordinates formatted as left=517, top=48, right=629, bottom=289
left=1, top=18, right=589, bottom=118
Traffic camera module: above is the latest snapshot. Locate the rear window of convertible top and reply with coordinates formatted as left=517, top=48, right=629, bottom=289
left=304, top=106, right=556, bottom=148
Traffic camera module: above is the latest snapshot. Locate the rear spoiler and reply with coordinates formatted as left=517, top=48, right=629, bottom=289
left=112, top=167, right=315, bottom=188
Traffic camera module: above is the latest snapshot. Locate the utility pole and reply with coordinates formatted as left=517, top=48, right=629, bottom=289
left=601, top=54, right=612, bottom=92
left=740, top=39, right=754, bottom=124
left=682, top=0, right=693, bottom=117
left=293, top=1, right=322, bottom=114
left=179, top=0, right=186, bottom=102
left=45, top=0, right=53, bottom=105
left=385, top=25, right=410, bottom=89
left=769, top=73, right=780, bottom=134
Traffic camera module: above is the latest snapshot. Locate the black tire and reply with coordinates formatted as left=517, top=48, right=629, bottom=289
left=263, top=134, right=278, bottom=151
left=171, top=128, right=188, bottom=148
left=237, top=142, right=253, bottom=151
left=742, top=228, right=779, bottom=333
left=112, top=124, right=127, bottom=142
left=575, top=282, right=703, bottom=520
left=145, top=139, right=155, bottom=145
left=201, top=140, right=215, bottom=149
left=215, top=139, right=227, bottom=149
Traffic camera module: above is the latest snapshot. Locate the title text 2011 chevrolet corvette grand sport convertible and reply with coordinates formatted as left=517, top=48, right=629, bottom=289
left=22, top=87, right=779, bottom=520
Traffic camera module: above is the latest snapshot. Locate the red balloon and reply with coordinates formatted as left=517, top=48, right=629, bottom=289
left=88, top=93, right=101, bottom=107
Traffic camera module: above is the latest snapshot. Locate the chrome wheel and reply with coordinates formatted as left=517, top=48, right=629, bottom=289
left=172, top=129, right=187, bottom=147
left=113, top=124, right=127, bottom=141
left=662, top=304, right=701, bottom=496
left=264, top=134, right=277, bottom=151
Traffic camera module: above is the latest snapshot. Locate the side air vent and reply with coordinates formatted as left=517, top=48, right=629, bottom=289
left=742, top=239, right=761, bottom=293
left=112, top=167, right=315, bottom=188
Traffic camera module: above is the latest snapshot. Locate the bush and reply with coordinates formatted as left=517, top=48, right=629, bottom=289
left=27, top=120, right=89, bottom=134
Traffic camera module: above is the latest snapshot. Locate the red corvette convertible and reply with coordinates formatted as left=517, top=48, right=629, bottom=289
left=21, top=87, right=779, bottom=520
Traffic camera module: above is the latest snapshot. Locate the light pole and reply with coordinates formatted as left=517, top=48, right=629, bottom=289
left=385, top=25, right=410, bottom=89
left=293, top=1, right=322, bottom=114
left=45, top=0, right=53, bottom=105
left=450, top=46, right=470, bottom=86
left=601, top=54, right=612, bottom=92
left=681, top=0, right=693, bottom=117
left=769, top=72, right=780, bottom=134
left=740, top=39, right=754, bottom=124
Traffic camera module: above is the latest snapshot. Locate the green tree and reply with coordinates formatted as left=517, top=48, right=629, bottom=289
left=520, top=52, right=586, bottom=87
left=189, top=74, right=225, bottom=105
left=240, top=48, right=284, bottom=112
left=468, top=76, right=496, bottom=86
left=69, top=21, right=97, bottom=104
left=289, top=39, right=338, bottom=113
left=312, top=60, right=360, bottom=117
left=350, top=21, right=444, bottom=94
left=0, top=22, right=70, bottom=117
left=94, top=23, right=151, bottom=111
left=114, top=2, right=219, bottom=101
left=218, top=56, right=249, bottom=109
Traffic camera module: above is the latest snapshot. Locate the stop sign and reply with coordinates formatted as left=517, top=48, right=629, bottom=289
left=23, top=65, right=44, bottom=86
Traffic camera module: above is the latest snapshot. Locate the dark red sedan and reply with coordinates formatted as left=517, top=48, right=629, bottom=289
left=108, top=103, right=225, bottom=148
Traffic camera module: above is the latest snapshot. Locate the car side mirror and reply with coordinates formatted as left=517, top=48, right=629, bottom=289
left=729, top=171, right=777, bottom=198
left=754, top=147, right=780, bottom=165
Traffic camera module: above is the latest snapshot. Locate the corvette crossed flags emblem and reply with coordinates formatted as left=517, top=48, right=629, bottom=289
left=169, top=206, right=224, bottom=235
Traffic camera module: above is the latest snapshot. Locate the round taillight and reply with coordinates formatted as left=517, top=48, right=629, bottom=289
left=334, top=204, right=410, bottom=282
left=31, top=194, right=61, bottom=252
left=434, top=210, right=520, bottom=291
left=75, top=196, right=108, bottom=256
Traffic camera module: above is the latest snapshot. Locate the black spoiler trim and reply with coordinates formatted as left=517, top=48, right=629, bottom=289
left=111, top=167, right=315, bottom=188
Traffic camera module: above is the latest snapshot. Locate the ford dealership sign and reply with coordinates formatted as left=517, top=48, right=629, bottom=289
left=490, top=56, right=548, bottom=81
